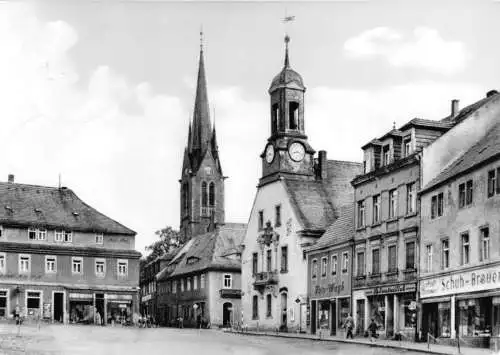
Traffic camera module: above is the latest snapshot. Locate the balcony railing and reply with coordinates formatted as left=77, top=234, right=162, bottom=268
left=253, top=271, right=278, bottom=292
left=403, top=268, right=417, bottom=281
left=368, top=273, right=382, bottom=285
left=201, top=207, right=215, bottom=217
left=353, top=275, right=366, bottom=288
left=219, top=289, right=242, bottom=299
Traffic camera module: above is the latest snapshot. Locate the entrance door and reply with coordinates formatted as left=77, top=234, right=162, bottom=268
left=311, top=301, right=317, bottom=334
left=356, top=299, right=365, bottom=335
left=423, top=303, right=438, bottom=340
left=331, top=300, right=337, bottom=336
left=386, top=296, right=394, bottom=337
left=281, top=293, right=288, bottom=329
left=222, top=302, right=232, bottom=327
left=95, top=294, right=104, bottom=325
left=53, top=292, right=64, bottom=323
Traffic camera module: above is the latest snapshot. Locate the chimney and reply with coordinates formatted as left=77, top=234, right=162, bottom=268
left=7, top=174, right=14, bottom=183
left=318, top=150, right=328, bottom=180
left=487, top=89, right=498, bottom=98
left=451, top=99, right=460, bottom=118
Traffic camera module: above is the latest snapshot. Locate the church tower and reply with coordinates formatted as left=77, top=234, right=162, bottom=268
left=260, top=35, right=316, bottom=186
left=179, top=34, right=225, bottom=242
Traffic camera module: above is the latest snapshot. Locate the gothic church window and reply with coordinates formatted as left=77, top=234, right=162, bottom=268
left=209, top=182, right=215, bottom=207
left=201, top=181, right=208, bottom=207
left=182, top=183, right=189, bottom=215
left=289, top=102, right=299, bottom=130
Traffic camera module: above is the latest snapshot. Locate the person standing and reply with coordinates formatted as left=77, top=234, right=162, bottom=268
left=344, top=314, right=354, bottom=339
left=368, top=318, right=378, bottom=343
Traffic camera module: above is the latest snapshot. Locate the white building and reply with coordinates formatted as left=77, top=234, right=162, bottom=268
left=241, top=36, right=361, bottom=332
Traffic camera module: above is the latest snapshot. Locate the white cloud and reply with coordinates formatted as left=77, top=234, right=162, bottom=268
left=344, top=27, right=468, bottom=75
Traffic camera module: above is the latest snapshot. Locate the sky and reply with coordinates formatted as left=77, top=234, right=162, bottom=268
left=2, top=0, right=500, bottom=254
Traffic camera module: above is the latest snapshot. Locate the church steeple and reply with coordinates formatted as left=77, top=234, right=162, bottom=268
left=191, top=31, right=212, bottom=154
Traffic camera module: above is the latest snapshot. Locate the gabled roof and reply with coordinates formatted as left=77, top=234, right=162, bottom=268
left=307, top=204, right=354, bottom=253
left=0, top=182, right=135, bottom=235
left=167, top=223, right=246, bottom=278
left=421, top=122, right=500, bottom=194
left=399, top=118, right=454, bottom=131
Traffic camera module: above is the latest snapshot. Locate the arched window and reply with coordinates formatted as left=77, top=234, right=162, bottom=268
left=289, top=101, right=299, bottom=130
left=209, top=182, right=215, bottom=207
left=272, top=103, right=280, bottom=134
left=201, top=181, right=208, bottom=207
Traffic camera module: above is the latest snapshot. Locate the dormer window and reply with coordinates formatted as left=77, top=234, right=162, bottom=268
left=289, top=101, right=299, bottom=130
left=383, top=145, right=391, bottom=166
left=403, top=137, right=412, bottom=157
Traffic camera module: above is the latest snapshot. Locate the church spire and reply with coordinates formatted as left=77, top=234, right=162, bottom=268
left=191, top=29, right=212, bottom=154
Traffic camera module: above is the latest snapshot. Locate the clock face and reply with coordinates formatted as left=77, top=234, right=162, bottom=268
left=288, top=142, right=305, bottom=162
left=265, top=144, right=275, bottom=163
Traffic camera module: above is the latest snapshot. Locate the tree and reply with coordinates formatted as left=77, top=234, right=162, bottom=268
left=143, top=226, right=182, bottom=264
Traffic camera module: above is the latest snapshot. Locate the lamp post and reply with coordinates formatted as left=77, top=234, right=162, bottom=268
left=295, top=297, right=301, bottom=333
left=193, top=303, right=199, bottom=334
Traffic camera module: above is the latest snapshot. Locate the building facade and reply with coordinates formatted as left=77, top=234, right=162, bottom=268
left=241, top=35, right=362, bottom=333
left=0, top=175, right=140, bottom=324
left=419, top=92, right=500, bottom=349
left=306, top=205, right=354, bottom=337
left=351, top=118, right=453, bottom=339
left=157, top=224, right=245, bottom=328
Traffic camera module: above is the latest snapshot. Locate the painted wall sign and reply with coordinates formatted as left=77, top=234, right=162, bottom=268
left=69, top=293, right=93, bottom=300
left=312, top=281, right=345, bottom=297
left=420, top=264, right=500, bottom=298
left=365, top=283, right=416, bottom=296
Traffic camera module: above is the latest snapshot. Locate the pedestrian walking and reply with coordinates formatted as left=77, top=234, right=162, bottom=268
left=368, top=318, right=378, bottom=343
left=343, top=314, right=354, bottom=339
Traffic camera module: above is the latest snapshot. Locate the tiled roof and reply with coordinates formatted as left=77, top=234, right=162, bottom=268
left=399, top=118, right=454, bottom=131
left=422, top=122, right=500, bottom=193
left=0, top=182, right=135, bottom=235
left=307, top=204, right=354, bottom=253
left=168, top=223, right=246, bottom=278
left=284, top=179, right=336, bottom=231
left=441, top=93, right=499, bottom=123
left=361, top=139, right=383, bottom=149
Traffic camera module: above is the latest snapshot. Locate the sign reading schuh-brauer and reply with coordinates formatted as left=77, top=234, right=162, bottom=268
left=420, top=264, right=500, bottom=298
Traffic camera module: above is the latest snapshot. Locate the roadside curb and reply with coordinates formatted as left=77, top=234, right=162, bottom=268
left=227, top=330, right=461, bottom=355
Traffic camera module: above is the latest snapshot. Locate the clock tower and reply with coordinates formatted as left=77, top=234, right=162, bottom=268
left=260, top=35, right=316, bottom=186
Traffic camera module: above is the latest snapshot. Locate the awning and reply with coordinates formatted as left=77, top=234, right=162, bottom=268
left=420, top=296, right=450, bottom=304
left=456, top=290, right=500, bottom=300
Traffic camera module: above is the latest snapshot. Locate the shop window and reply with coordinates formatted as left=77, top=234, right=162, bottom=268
left=406, top=241, right=415, bottom=269
left=389, top=189, right=398, bottom=218
left=461, top=232, right=470, bottom=265
left=441, top=239, right=449, bottom=269
left=252, top=253, right=258, bottom=275
left=318, top=301, right=329, bottom=330
left=402, top=294, right=416, bottom=327
left=458, top=298, right=492, bottom=337
left=0, top=290, right=6, bottom=317
left=321, top=257, right=327, bottom=277
left=388, top=245, right=397, bottom=272
left=372, top=195, right=380, bottom=224
left=338, top=298, right=350, bottom=329
left=370, top=296, right=385, bottom=330
left=223, top=274, right=232, bottom=289
left=266, top=250, right=272, bottom=272
left=480, top=227, right=490, bottom=261
left=438, top=302, right=451, bottom=337
left=45, top=256, right=56, bottom=273
left=266, top=294, right=272, bottom=317
left=331, top=254, right=337, bottom=275
left=280, top=246, right=288, bottom=272
left=252, top=295, right=259, bottom=320
left=26, top=291, right=41, bottom=313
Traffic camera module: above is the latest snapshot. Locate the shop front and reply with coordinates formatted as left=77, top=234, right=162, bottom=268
left=105, top=294, right=133, bottom=325
left=353, top=283, right=417, bottom=338
left=68, top=292, right=94, bottom=324
left=420, top=264, right=500, bottom=348
left=309, top=280, right=350, bottom=336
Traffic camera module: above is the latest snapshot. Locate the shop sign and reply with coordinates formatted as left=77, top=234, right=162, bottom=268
left=106, top=294, right=133, bottom=300
left=313, top=281, right=345, bottom=297
left=141, top=294, right=152, bottom=303
left=420, top=264, right=500, bottom=298
left=69, top=293, right=93, bottom=300
left=366, top=283, right=416, bottom=296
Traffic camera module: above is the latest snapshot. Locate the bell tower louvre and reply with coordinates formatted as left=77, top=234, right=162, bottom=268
left=179, top=33, right=225, bottom=242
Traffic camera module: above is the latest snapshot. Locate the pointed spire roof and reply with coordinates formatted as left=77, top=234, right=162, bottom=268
left=269, top=35, right=305, bottom=93
left=191, top=31, right=212, bottom=154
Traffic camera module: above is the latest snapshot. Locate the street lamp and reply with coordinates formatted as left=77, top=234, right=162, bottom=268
left=295, top=297, right=301, bottom=333
left=193, top=303, right=200, bottom=333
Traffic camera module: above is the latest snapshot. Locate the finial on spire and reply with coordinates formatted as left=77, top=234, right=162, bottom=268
left=393, top=121, right=396, bottom=130
left=284, top=34, right=290, bottom=68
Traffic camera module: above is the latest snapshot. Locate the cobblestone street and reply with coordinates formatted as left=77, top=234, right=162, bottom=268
left=0, top=324, right=433, bottom=355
